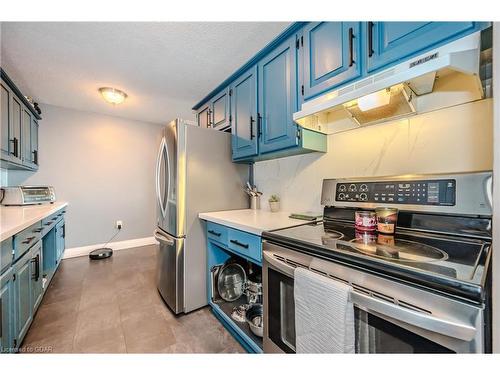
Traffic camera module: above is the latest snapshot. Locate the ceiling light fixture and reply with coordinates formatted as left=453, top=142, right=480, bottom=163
left=99, top=87, right=128, bottom=105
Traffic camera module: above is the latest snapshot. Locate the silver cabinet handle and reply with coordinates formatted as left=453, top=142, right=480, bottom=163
left=154, top=229, right=175, bottom=246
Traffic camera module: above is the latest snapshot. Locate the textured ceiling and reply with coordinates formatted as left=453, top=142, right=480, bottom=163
left=0, top=22, right=290, bottom=124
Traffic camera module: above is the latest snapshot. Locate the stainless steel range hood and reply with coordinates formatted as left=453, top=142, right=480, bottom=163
left=294, top=32, right=484, bottom=134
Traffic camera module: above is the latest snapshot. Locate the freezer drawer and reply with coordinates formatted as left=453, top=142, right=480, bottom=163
left=154, top=228, right=184, bottom=314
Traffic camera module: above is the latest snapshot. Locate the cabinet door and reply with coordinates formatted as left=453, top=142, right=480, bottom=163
left=302, top=22, right=362, bottom=101
left=211, top=88, right=230, bottom=129
left=31, top=119, right=39, bottom=165
left=22, top=106, right=32, bottom=165
left=366, top=22, right=477, bottom=73
left=1, top=268, right=14, bottom=353
left=14, top=253, right=33, bottom=345
left=30, top=243, right=43, bottom=311
left=231, top=66, right=258, bottom=159
left=10, top=96, right=23, bottom=163
left=197, top=103, right=210, bottom=128
left=258, top=36, right=299, bottom=154
left=1, top=82, right=11, bottom=160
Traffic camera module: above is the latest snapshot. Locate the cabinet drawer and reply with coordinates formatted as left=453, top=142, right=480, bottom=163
left=1, top=237, right=14, bottom=273
left=207, top=222, right=228, bottom=245
left=41, top=209, right=66, bottom=236
left=227, top=228, right=262, bottom=264
left=13, top=222, right=42, bottom=261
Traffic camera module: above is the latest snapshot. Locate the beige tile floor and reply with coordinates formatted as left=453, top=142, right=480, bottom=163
left=20, top=245, right=245, bottom=353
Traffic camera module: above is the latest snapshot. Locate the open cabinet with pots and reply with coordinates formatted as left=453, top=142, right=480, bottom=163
left=205, top=221, right=263, bottom=353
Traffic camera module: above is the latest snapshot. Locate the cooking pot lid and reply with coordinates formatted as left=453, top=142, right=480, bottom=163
left=217, top=262, right=247, bottom=302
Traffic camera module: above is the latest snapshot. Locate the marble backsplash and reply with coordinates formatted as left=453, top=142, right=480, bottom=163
left=254, top=99, right=493, bottom=213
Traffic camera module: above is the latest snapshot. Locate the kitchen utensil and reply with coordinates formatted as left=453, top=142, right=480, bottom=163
left=217, top=262, right=247, bottom=302
left=231, top=304, right=250, bottom=322
left=355, top=211, right=377, bottom=232
left=250, top=195, right=260, bottom=210
left=375, top=207, right=399, bottom=234
left=246, top=303, right=264, bottom=337
left=245, top=273, right=263, bottom=304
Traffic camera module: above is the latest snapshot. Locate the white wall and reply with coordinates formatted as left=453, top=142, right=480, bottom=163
left=254, top=99, right=493, bottom=213
left=6, top=104, right=163, bottom=248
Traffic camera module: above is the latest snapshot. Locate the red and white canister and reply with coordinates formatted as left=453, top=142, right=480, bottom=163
left=355, top=211, right=377, bottom=232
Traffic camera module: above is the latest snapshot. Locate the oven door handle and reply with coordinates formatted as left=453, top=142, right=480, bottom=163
left=264, top=251, right=296, bottom=277
left=264, top=251, right=476, bottom=342
left=352, top=290, right=476, bottom=342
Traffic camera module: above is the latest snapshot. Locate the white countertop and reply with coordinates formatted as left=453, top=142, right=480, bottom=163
left=198, top=209, right=308, bottom=235
left=0, top=202, right=68, bottom=241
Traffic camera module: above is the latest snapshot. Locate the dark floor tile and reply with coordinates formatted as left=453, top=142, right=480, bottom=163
left=31, top=297, right=80, bottom=328
left=22, top=245, right=245, bottom=354
left=73, top=325, right=126, bottom=353
left=75, top=301, right=122, bottom=333
left=23, top=313, right=77, bottom=344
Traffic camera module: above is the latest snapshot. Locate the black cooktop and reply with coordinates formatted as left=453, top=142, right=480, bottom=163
left=263, top=220, right=491, bottom=303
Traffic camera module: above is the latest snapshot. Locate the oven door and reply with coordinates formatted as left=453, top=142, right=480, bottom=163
left=263, top=244, right=484, bottom=354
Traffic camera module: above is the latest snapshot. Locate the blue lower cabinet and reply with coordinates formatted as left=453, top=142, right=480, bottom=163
left=206, top=222, right=228, bottom=246
left=30, top=242, right=43, bottom=312
left=205, top=221, right=263, bottom=353
left=227, top=229, right=262, bottom=264
left=0, top=267, right=15, bottom=353
left=55, top=219, right=65, bottom=263
left=14, top=249, right=34, bottom=347
left=302, top=22, right=362, bottom=101
left=366, top=22, right=485, bottom=73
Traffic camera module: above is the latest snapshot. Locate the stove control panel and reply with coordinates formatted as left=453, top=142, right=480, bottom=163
left=335, top=179, right=456, bottom=206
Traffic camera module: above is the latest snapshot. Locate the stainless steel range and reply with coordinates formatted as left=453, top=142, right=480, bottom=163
left=262, top=171, right=492, bottom=354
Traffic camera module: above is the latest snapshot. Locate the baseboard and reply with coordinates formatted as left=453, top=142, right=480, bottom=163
left=63, top=236, right=158, bottom=259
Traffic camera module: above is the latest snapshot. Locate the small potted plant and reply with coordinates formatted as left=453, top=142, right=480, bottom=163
left=268, top=194, right=280, bottom=213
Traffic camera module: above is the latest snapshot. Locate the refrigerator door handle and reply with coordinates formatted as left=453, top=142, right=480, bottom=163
left=155, top=137, right=167, bottom=218
left=154, top=228, right=175, bottom=246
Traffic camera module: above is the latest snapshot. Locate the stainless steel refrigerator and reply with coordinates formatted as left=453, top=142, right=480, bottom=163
left=154, top=119, right=248, bottom=314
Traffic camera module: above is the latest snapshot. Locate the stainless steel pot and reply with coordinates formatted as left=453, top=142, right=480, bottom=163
left=245, top=277, right=263, bottom=304
left=246, top=303, right=263, bottom=337
left=217, top=262, right=247, bottom=302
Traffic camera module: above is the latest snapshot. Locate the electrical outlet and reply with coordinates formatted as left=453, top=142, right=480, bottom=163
left=116, top=220, right=123, bottom=230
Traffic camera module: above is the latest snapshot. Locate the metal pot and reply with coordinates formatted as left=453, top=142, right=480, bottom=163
left=245, top=273, right=263, bottom=305
left=217, top=262, right=247, bottom=302
left=246, top=303, right=263, bottom=337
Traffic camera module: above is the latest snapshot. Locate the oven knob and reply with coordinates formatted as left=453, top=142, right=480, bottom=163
left=349, top=184, right=357, bottom=192
left=338, top=184, right=347, bottom=192
left=360, top=193, right=367, bottom=201
left=338, top=193, right=345, bottom=200
left=360, top=184, right=368, bottom=192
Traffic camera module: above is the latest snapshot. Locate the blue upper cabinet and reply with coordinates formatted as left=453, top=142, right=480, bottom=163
left=231, top=66, right=258, bottom=159
left=211, top=88, right=230, bottom=130
left=196, top=88, right=230, bottom=130
left=302, top=22, right=362, bottom=101
left=197, top=102, right=210, bottom=128
left=258, top=35, right=299, bottom=154
left=366, top=22, right=480, bottom=73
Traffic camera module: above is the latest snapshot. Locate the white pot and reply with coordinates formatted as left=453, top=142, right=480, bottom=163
left=269, top=201, right=280, bottom=212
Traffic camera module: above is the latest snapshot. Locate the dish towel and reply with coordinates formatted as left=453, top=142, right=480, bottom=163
left=294, top=267, right=355, bottom=353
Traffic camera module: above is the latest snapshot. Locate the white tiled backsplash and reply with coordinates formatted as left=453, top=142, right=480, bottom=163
left=254, top=99, right=493, bottom=213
